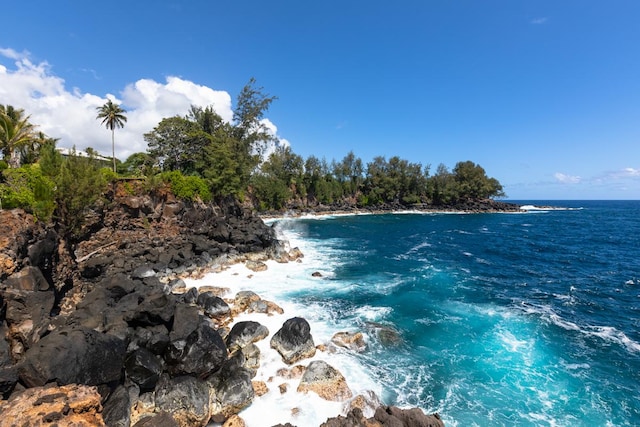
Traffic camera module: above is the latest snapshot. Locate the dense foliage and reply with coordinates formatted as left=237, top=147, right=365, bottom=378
left=1, top=79, right=507, bottom=223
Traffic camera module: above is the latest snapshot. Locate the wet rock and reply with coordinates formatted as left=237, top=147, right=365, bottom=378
left=297, top=360, right=353, bottom=401
left=233, top=290, right=261, bottom=314
left=197, top=291, right=231, bottom=319
left=0, top=384, right=106, bottom=426
left=246, top=260, right=268, bottom=272
left=345, top=390, right=383, bottom=418
left=225, top=320, right=269, bottom=353
left=312, top=271, right=323, bottom=277
left=331, top=331, right=367, bottom=353
left=155, top=375, right=211, bottom=427
left=18, top=327, right=126, bottom=387
left=252, top=380, right=269, bottom=396
left=373, top=406, right=445, bottom=427
left=208, top=364, right=255, bottom=422
left=270, top=317, right=316, bottom=364
left=223, top=414, right=247, bottom=427
left=366, top=322, right=402, bottom=347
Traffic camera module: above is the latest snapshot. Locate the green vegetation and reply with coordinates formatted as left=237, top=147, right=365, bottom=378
left=1, top=79, right=507, bottom=225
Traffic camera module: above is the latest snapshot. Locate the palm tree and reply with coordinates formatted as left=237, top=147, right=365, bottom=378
left=96, top=100, right=127, bottom=173
left=0, top=105, right=37, bottom=168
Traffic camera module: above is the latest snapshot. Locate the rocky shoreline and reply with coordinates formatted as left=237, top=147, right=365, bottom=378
left=0, top=182, right=445, bottom=427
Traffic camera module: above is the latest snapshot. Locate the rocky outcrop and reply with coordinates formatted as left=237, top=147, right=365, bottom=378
left=0, top=182, right=447, bottom=426
left=0, top=384, right=106, bottom=426
left=321, top=406, right=445, bottom=427
left=331, top=331, right=367, bottom=353
left=270, top=317, right=317, bottom=364
left=297, top=360, right=353, bottom=402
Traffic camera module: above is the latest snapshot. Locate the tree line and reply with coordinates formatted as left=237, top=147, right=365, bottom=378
left=0, top=79, right=505, bottom=230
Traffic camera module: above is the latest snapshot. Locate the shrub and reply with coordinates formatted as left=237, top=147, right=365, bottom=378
left=159, top=170, right=211, bottom=202
left=0, top=164, right=56, bottom=220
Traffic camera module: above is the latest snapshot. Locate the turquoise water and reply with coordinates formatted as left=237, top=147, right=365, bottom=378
left=272, top=201, right=640, bottom=426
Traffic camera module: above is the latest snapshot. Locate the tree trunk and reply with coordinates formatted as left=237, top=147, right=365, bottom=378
left=112, top=129, right=116, bottom=173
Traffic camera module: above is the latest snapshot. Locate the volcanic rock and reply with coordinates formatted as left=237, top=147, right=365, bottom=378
left=270, top=317, right=316, bottom=364
left=297, top=360, right=353, bottom=401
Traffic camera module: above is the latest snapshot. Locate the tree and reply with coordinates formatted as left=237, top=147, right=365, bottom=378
left=452, top=160, right=505, bottom=200
left=0, top=105, right=37, bottom=168
left=96, top=100, right=127, bottom=173
left=145, top=116, right=201, bottom=173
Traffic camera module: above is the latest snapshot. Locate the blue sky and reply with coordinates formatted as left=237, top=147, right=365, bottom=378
left=1, top=0, right=639, bottom=199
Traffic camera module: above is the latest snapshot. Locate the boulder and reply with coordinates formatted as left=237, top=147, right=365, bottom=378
left=169, top=302, right=200, bottom=342
left=155, top=375, right=211, bottom=427
left=233, top=290, right=261, bottom=314
left=129, top=324, right=170, bottom=355
left=18, top=327, right=126, bottom=387
left=345, top=390, right=383, bottom=418
left=297, top=360, right=353, bottom=401
left=165, top=321, right=227, bottom=377
left=331, top=331, right=367, bottom=353
left=225, top=320, right=269, bottom=353
left=208, top=364, right=255, bottom=422
left=270, top=317, right=316, bottom=364
left=0, top=365, right=18, bottom=399
left=197, top=291, right=231, bottom=319
left=102, top=385, right=132, bottom=427
left=0, top=384, right=106, bottom=426
left=125, top=291, right=176, bottom=327
left=126, top=347, right=164, bottom=391
left=3, top=266, right=50, bottom=291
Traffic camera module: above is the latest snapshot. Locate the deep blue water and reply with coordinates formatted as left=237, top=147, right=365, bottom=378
left=274, top=201, right=640, bottom=426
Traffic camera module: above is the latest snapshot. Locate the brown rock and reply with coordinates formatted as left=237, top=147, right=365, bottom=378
left=223, top=414, right=247, bottom=427
left=277, top=364, right=306, bottom=379
left=297, top=360, right=353, bottom=402
left=0, top=384, right=106, bottom=426
left=346, top=391, right=383, bottom=419
left=331, top=331, right=367, bottom=353
left=245, top=260, right=268, bottom=272
left=279, top=383, right=289, bottom=394
left=252, top=380, right=269, bottom=396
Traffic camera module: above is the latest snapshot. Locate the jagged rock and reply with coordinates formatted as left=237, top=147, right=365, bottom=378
left=197, top=291, right=231, bottom=319
left=225, top=320, right=269, bottom=353
left=3, top=286, right=55, bottom=360
left=165, top=320, right=227, bottom=377
left=0, top=384, right=106, bottom=426
left=373, top=406, right=445, bottom=427
left=181, top=286, right=199, bottom=304
left=124, top=291, right=176, bottom=327
left=331, top=331, right=367, bottom=353
left=129, top=324, right=170, bottom=355
left=312, top=271, right=323, bottom=277
left=133, top=411, right=179, bottom=427
left=126, top=347, right=164, bottom=391
left=18, top=327, right=126, bottom=387
left=297, top=360, right=353, bottom=401
left=289, top=247, right=304, bottom=261
left=155, top=375, right=211, bottom=427
left=270, top=317, right=316, bottom=364
left=168, top=278, right=187, bottom=293
left=102, top=385, right=132, bottom=427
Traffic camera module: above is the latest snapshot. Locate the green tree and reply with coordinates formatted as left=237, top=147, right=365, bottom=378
left=452, top=160, right=505, bottom=200
left=96, top=100, right=127, bottom=173
left=145, top=116, right=202, bottom=173
left=0, top=105, right=37, bottom=168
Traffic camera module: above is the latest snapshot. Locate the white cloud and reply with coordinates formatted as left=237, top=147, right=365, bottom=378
left=622, top=167, right=640, bottom=177
left=0, top=48, right=287, bottom=161
left=554, top=172, right=581, bottom=184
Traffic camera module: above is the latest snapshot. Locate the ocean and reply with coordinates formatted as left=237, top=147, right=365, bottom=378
left=189, top=200, right=640, bottom=427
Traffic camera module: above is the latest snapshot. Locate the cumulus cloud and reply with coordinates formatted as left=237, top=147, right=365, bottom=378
left=0, top=48, right=287, bottom=161
left=554, top=172, right=581, bottom=184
